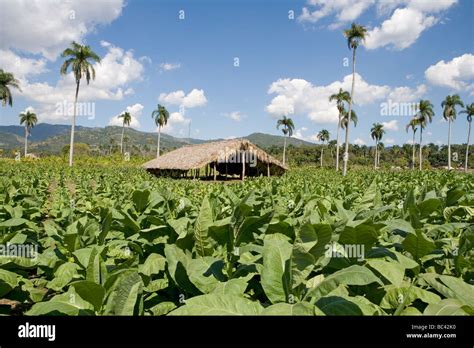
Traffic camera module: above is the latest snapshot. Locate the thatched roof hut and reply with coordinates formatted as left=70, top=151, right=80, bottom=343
left=143, top=139, right=287, bottom=180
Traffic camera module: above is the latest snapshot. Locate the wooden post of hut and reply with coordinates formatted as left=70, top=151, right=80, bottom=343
left=213, top=162, right=217, bottom=181
left=267, top=162, right=270, bottom=177
left=242, top=152, right=246, bottom=181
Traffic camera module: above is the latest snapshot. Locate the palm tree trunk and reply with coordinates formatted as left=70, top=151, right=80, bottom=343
left=24, top=126, right=28, bottom=157
left=412, top=130, right=416, bottom=170
left=157, top=125, right=161, bottom=158
left=448, top=118, right=452, bottom=170
left=343, top=47, right=356, bottom=176
left=320, top=146, right=324, bottom=167
left=69, top=80, right=80, bottom=167
left=120, top=123, right=125, bottom=154
left=283, top=135, right=287, bottom=166
left=336, top=118, right=341, bottom=171
left=466, top=120, right=472, bottom=171
left=419, top=127, right=423, bottom=170
left=374, top=140, right=378, bottom=169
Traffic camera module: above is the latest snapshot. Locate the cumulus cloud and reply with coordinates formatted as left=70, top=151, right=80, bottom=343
left=158, top=89, right=207, bottom=109
left=381, top=120, right=399, bottom=131
left=425, top=54, right=474, bottom=90
left=108, top=103, right=144, bottom=128
left=161, top=112, right=191, bottom=135
left=16, top=42, right=145, bottom=121
left=385, top=138, right=395, bottom=144
left=266, top=73, right=424, bottom=124
left=0, top=50, right=48, bottom=79
left=0, top=0, right=125, bottom=60
left=298, top=0, right=375, bottom=24
left=354, top=138, right=366, bottom=145
left=298, top=0, right=457, bottom=50
left=387, top=84, right=427, bottom=102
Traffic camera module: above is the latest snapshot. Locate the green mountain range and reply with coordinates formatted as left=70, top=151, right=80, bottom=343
left=0, top=124, right=315, bottom=155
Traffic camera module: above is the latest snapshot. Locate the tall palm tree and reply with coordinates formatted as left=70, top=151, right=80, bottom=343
left=415, top=99, right=435, bottom=170
left=329, top=88, right=350, bottom=171
left=342, top=23, right=367, bottom=176
left=60, top=41, right=101, bottom=167
left=118, top=111, right=132, bottom=154
left=0, top=69, right=21, bottom=107
left=406, top=117, right=418, bottom=169
left=316, top=129, right=330, bottom=167
left=340, top=109, right=358, bottom=130
left=276, top=116, right=295, bottom=166
left=460, top=103, right=474, bottom=171
left=151, top=104, right=169, bottom=158
left=441, top=95, right=464, bottom=170
left=370, top=123, right=385, bottom=169
left=19, top=110, right=38, bottom=156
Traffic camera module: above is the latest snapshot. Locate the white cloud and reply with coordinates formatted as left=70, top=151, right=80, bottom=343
left=298, top=0, right=374, bottom=24
left=17, top=42, right=145, bottom=121
left=0, top=0, right=125, bottom=60
left=354, top=138, right=366, bottom=145
left=161, top=112, right=191, bottom=135
left=108, top=103, right=144, bottom=128
left=223, top=111, right=245, bottom=122
left=387, top=84, right=427, bottom=102
left=265, top=73, right=419, bottom=124
left=385, top=138, right=395, bottom=144
left=425, top=54, right=474, bottom=90
left=158, top=89, right=207, bottom=109
left=0, top=50, right=48, bottom=79
left=298, top=0, right=457, bottom=50
left=159, top=62, right=181, bottom=71
left=381, top=120, right=399, bottom=131
left=365, top=8, right=437, bottom=50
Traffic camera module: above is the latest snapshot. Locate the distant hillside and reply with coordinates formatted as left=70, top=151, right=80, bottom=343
left=0, top=124, right=314, bottom=155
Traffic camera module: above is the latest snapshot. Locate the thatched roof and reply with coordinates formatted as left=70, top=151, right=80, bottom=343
left=143, top=139, right=287, bottom=171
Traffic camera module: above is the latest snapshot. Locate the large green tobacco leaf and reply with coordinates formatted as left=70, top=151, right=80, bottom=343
left=194, top=195, right=214, bottom=256
left=366, top=259, right=405, bottom=287
left=380, top=285, right=440, bottom=309
left=261, top=237, right=292, bottom=304
left=26, top=288, right=94, bottom=316
left=103, top=270, right=143, bottom=315
left=139, top=253, right=166, bottom=277
left=421, top=274, right=474, bottom=307
left=424, top=299, right=471, bottom=315
left=168, top=294, right=263, bottom=315
left=0, top=269, right=19, bottom=296
left=164, top=244, right=200, bottom=295
left=402, top=230, right=436, bottom=260
left=47, top=262, right=81, bottom=291
left=262, top=302, right=319, bottom=315
left=69, top=281, right=106, bottom=312
left=306, top=265, right=383, bottom=300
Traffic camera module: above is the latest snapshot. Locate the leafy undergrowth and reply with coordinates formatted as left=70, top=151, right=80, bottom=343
left=0, top=163, right=472, bottom=316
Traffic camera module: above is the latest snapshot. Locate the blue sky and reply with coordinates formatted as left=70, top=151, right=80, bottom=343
left=0, top=0, right=473, bottom=146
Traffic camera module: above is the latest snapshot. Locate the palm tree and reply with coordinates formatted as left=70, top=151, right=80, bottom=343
left=0, top=69, right=21, bottom=107
left=316, top=129, right=330, bottom=167
left=151, top=104, right=169, bottom=158
left=118, top=111, right=132, bottom=154
left=329, top=88, right=351, bottom=171
left=415, top=99, right=435, bottom=170
left=19, top=110, right=38, bottom=156
left=341, top=109, right=358, bottom=130
left=60, top=42, right=101, bottom=167
left=460, top=103, right=474, bottom=171
left=342, top=23, right=367, bottom=176
left=441, top=95, right=464, bottom=170
left=406, top=118, right=418, bottom=169
left=370, top=123, right=385, bottom=169
left=276, top=116, right=295, bottom=166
